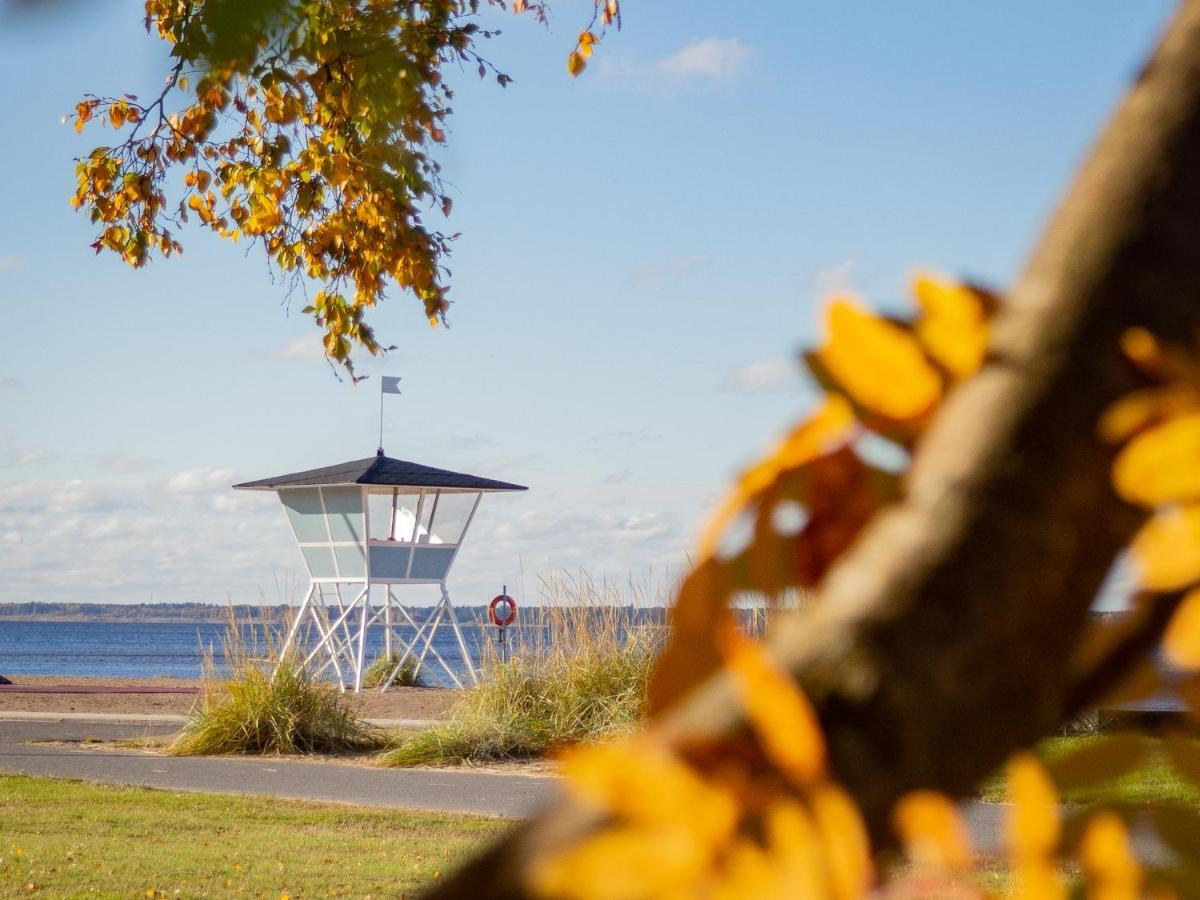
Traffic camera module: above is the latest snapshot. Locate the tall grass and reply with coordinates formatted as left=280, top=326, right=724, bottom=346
left=380, top=572, right=658, bottom=766
left=170, top=607, right=381, bottom=756
left=360, top=652, right=423, bottom=689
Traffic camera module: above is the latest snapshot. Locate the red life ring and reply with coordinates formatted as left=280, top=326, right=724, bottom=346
left=489, top=594, right=518, bottom=627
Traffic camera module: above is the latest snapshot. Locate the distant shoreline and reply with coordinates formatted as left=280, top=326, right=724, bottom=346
left=0, top=616, right=280, bottom=624
left=0, top=603, right=292, bottom=625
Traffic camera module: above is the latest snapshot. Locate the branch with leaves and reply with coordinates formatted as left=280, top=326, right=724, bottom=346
left=71, top=0, right=619, bottom=377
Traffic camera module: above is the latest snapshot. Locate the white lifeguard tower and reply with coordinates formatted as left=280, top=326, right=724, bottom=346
left=234, top=450, right=527, bottom=691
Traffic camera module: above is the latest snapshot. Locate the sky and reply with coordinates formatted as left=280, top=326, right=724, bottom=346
left=0, top=0, right=1176, bottom=609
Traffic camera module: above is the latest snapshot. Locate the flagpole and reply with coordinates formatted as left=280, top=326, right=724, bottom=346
left=378, top=379, right=385, bottom=455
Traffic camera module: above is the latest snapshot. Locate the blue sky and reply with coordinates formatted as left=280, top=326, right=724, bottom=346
left=0, top=0, right=1174, bottom=607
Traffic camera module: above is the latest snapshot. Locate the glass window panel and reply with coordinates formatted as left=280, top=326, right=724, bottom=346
left=323, top=487, right=365, bottom=543
left=424, top=492, right=477, bottom=545
left=368, top=544, right=411, bottom=579
left=366, top=489, right=422, bottom=541
left=334, top=545, right=366, bottom=578
left=301, top=546, right=336, bottom=578
left=282, top=489, right=329, bottom=543
left=410, top=546, right=455, bottom=580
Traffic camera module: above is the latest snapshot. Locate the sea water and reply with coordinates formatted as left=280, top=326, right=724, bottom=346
left=0, top=619, right=486, bottom=687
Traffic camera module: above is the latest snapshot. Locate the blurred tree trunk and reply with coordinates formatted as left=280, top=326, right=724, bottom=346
left=429, top=1, right=1200, bottom=895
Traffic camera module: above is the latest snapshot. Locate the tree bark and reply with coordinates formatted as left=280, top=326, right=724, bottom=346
left=428, top=2, right=1200, bottom=894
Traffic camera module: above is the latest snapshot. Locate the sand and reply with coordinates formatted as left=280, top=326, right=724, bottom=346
left=0, top=675, right=458, bottom=720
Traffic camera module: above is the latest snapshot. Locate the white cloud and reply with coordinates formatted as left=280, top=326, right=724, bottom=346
left=467, top=454, right=541, bottom=479
left=598, top=38, right=752, bottom=93
left=97, top=453, right=158, bottom=474
left=658, top=38, right=752, bottom=83
left=722, top=358, right=800, bottom=393
left=630, top=255, right=711, bottom=288
left=0, top=474, right=295, bottom=605
left=279, top=336, right=329, bottom=362
left=589, top=428, right=660, bottom=448
left=0, top=448, right=53, bottom=468
left=810, top=259, right=856, bottom=297
left=165, top=467, right=236, bottom=494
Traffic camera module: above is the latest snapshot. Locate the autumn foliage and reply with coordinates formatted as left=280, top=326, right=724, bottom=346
left=70, top=0, right=622, bottom=375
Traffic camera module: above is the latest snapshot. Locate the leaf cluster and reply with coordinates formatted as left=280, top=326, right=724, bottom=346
left=72, top=0, right=550, bottom=375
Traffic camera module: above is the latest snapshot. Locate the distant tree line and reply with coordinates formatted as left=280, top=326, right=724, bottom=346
left=0, top=602, right=293, bottom=623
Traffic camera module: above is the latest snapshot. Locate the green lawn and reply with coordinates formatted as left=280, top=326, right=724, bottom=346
left=0, top=774, right=507, bottom=898
left=978, top=733, right=1200, bottom=806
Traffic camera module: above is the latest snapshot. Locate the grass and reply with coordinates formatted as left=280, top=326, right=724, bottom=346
left=361, top=652, right=423, bottom=689
left=169, top=605, right=383, bottom=756
left=171, top=657, right=383, bottom=756
left=0, top=773, right=506, bottom=897
left=381, top=574, right=657, bottom=766
left=978, top=733, right=1200, bottom=806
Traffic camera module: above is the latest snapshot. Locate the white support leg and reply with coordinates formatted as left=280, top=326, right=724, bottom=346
left=305, top=601, right=347, bottom=690
left=275, top=582, right=315, bottom=673
left=354, top=586, right=370, bottom=692
left=442, top=587, right=478, bottom=686
left=384, top=588, right=393, bottom=661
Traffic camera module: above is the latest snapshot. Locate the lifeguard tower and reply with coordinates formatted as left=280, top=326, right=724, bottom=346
left=234, top=450, right=526, bottom=691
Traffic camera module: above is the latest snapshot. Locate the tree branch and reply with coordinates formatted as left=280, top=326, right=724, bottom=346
left=427, top=1, right=1200, bottom=894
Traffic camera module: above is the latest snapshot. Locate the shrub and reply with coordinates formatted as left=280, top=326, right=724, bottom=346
left=171, top=658, right=382, bottom=755
left=360, top=653, right=423, bottom=689
left=380, top=582, right=656, bottom=766
left=170, top=607, right=381, bottom=756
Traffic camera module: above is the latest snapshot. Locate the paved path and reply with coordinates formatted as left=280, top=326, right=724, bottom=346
left=0, top=719, right=557, bottom=818
left=0, top=710, right=437, bottom=728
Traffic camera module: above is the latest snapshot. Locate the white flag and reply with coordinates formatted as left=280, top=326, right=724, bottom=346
left=381, top=376, right=402, bottom=395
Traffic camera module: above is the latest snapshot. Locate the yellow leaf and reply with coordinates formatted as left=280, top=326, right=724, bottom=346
left=1080, top=811, right=1140, bottom=897
left=911, top=273, right=989, bottom=380
left=1098, top=385, right=1200, bottom=445
left=567, top=52, right=587, bottom=77
left=1006, top=752, right=1059, bottom=859
left=1016, top=861, right=1067, bottom=900
left=892, top=790, right=973, bottom=871
left=1131, top=505, right=1200, bottom=592
left=646, top=557, right=732, bottom=716
left=1120, top=326, right=1165, bottom=375
left=810, top=783, right=873, bottom=899
left=1164, top=588, right=1200, bottom=671
left=713, top=840, right=775, bottom=900
left=539, top=739, right=738, bottom=899
left=698, top=393, right=855, bottom=558
left=530, top=823, right=712, bottom=900
left=721, top=633, right=825, bottom=785
left=817, top=298, right=941, bottom=422
left=760, top=800, right=827, bottom=897
left=558, top=739, right=738, bottom=844
left=1112, top=413, right=1200, bottom=507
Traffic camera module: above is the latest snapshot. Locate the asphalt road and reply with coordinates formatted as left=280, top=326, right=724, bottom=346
left=0, top=718, right=558, bottom=818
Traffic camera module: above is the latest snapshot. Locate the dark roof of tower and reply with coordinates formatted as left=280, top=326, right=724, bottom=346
left=233, top=453, right=527, bottom=492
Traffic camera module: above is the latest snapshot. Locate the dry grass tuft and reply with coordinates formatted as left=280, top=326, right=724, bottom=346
left=380, top=572, right=659, bottom=766
left=170, top=607, right=381, bottom=756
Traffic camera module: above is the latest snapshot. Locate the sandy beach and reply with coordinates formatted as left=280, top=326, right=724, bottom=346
left=0, top=675, right=458, bottom=720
